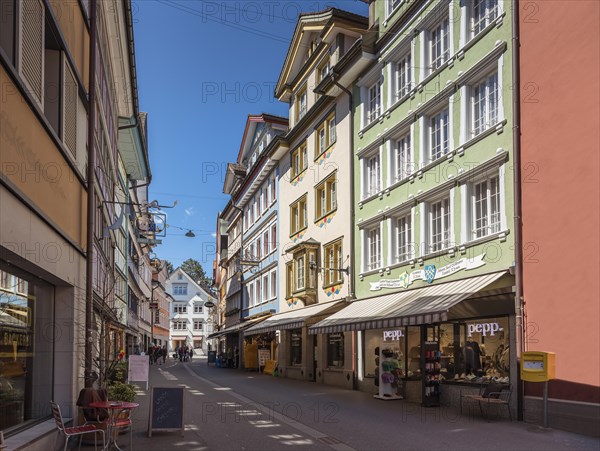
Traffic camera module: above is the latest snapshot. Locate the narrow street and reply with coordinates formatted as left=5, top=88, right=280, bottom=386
left=106, top=356, right=598, bottom=451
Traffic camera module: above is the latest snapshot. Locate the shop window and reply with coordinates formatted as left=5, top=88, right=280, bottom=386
left=290, top=329, right=302, bottom=365
left=460, top=317, right=510, bottom=381
left=0, top=264, right=53, bottom=431
left=327, top=333, right=345, bottom=368
left=406, top=326, right=421, bottom=379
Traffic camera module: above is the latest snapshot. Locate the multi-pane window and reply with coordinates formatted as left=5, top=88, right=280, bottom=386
left=472, top=72, right=499, bottom=136
left=172, top=284, right=188, bottom=295
left=248, top=282, right=255, bottom=307
left=290, top=195, right=307, bottom=235
left=193, top=303, right=203, bottom=314
left=297, top=87, right=307, bottom=121
left=318, top=58, right=331, bottom=82
left=291, top=143, right=308, bottom=179
left=324, top=239, right=343, bottom=286
left=263, top=230, right=270, bottom=256
left=255, top=278, right=262, bottom=306
left=262, top=274, right=269, bottom=302
left=269, top=175, right=276, bottom=203
left=429, top=197, right=451, bottom=252
left=174, top=303, right=187, bottom=314
left=396, top=52, right=412, bottom=99
left=366, top=227, right=382, bottom=271
left=394, top=213, right=412, bottom=263
left=193, top=321, right=203, bottom=331
left=271, top=223, right=277, bottom=251
left=270, top=269, right=277, bottom=300
left=364, top=153, right=381, bottom=198
left=256, top=236, right=262, bottom=260
left=387, top=0, right=403, bottom=16
left=471, top=0, right=499, bottom=37
left=261, top=187, right=267, bottom=213
left=315, top=173, right=337, bottom=220
left=296, top=255, right=305, bottom=291
left=316, top=113, right=336, bottom=157
left=286, top=262, right=293, bottom=298
left=0, top=271, right=11, bottom=289
left=429, top=108, right=450, bottom=162
left=367, top=80, right=382, bottom=123
left=394, top=133, right=412, bottom=182
left=472, top=175, right=501, bottom=239
left=429, top=18, right=450, bottom=72
left=172, top=320, right=187, bottom=330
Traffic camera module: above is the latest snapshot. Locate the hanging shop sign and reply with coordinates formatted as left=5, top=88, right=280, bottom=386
left=369, top=253, right=486, bottom=291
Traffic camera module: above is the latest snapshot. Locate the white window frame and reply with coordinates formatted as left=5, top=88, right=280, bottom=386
left=392, top=128, right=413, bottom=183
left=428, top=106, right=450, bottom=163
left=364, top=225, right=382, bottom=272
left=393, top=211, right=413, bottom=264
left=471, top=71, right=499, bottom=137
left=427, top=16, right=450, bottom=74
left=395, top=50, right=412, bottom=101
left=366, top=79, right=382, bottom=124
left=262, top=273, right=269, bottom=302
left=471, top=0, right=499, bottom=38
left=193, top=303, right=203, bottom=314
left=428, top=196, right=451, bottom=253
left=193, top=320, right=203, bottom=331
left=269, top=268, right=277, bottom=300
left=386, top=0, right=403, bottom=17
left=470, top=173, right=501, bottom=239
left=296, top=255, right=305, bottom=291
left=363, top=152, right=381, bottom=199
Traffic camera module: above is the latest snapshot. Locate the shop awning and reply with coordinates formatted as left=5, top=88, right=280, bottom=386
left=309, top=272, right=511, bottom=334
left=244, top=300, right=345, bottom=335
left=207, top=316, right=269, bottom=339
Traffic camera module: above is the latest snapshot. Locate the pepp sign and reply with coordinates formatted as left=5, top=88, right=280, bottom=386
left=467, top=322, right=503, bottom=337
left=383, top=330, right=404, bottom=341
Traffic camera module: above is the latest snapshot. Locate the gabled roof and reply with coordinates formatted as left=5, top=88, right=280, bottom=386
left=236, top=113, right=288, bottom=165
left=275, top=8, right=368, bottom=100
left=168, top=268, right=211, bottom=298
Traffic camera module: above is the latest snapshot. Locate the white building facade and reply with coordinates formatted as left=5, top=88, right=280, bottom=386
left=166, top=268, right=212, bottom=353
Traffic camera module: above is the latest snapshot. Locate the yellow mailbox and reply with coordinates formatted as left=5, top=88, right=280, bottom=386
left=521, top=351, right=556, bottom=382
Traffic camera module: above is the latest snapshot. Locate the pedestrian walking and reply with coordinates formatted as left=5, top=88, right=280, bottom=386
left=189, top=347, right=194, bottom=362
left=162, top=345, right=167, bottom=364
left=156, top=346, right=163, bottom=365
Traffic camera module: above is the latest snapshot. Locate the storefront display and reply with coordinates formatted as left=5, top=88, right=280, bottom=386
left=326, top=333, right=344, bottom=368
left=422, top=341, right=441, bottom=406
left=0, top=266, right=54, bottom=431
left=290, top=329, right=302, bottom=365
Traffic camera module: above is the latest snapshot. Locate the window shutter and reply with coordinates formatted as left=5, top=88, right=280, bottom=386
left=19, top=0, right=45, bottom=107
left=63, top=59, right=78, bottom=157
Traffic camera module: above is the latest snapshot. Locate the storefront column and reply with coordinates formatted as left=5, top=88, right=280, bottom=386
left=509, top=313, right=519, bottom=419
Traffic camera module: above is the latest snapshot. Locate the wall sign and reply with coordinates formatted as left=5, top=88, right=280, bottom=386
left=369, top=253, right=486, bottom=291
left=383, top=330, right=404, bottom=341
left=467, top=322, right=503, bottom=337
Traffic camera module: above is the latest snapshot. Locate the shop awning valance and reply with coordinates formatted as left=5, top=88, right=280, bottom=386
left=244, top=300, right=345, bottom=335
left=207, top=316, right=269, bottom=339
left=309, top=272, right=511, bottom=334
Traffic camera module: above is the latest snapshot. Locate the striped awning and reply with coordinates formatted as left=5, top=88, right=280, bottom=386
left=244, top=300, right=344, bottom=335
left=207, top=316, right=268, bottom=339
left=309, top=272, right=509, bottom=334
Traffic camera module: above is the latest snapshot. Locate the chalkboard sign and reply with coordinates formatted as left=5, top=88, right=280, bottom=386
left=148, top=387, right=184, bottom=437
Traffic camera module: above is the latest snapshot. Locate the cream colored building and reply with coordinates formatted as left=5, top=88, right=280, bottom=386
left=260, top=9, right=369, bottom=387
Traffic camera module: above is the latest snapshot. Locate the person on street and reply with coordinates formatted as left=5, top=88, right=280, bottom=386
left=162, top=345, right=167, bottom=364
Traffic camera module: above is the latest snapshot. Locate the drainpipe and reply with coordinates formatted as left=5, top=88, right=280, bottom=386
left=84, top=0, right=98, bottom=389
left=511, top=0, right=525, bottom=421
left=331, top=75, right=355, bottom=301
left=331, top=75, right=357, bottom=386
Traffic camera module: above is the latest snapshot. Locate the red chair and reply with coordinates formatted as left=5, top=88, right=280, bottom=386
left=50, top=401, right=105, bottom=451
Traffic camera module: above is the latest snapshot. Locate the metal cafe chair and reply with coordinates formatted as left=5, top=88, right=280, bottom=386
left=50, top=401, right=105, bottom=451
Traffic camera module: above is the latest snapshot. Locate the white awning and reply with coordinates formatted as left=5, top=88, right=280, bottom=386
left=309, top=272, right=510, bottom=334
left=245, top=300, right=345, bottom=335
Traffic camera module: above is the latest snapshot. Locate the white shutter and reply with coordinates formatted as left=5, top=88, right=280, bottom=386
left=460, top=183, right=468, bottom=244
left=63, top=59, right=78, bottom=157
left=19, top=0, right=45, bottom=108
left=449, top=187, right=456, bottom=246
left=419, top=202, right=426, bottom=257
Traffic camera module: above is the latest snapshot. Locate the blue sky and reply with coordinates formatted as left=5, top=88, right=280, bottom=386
left=134, top=0, right=368, bottom=275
